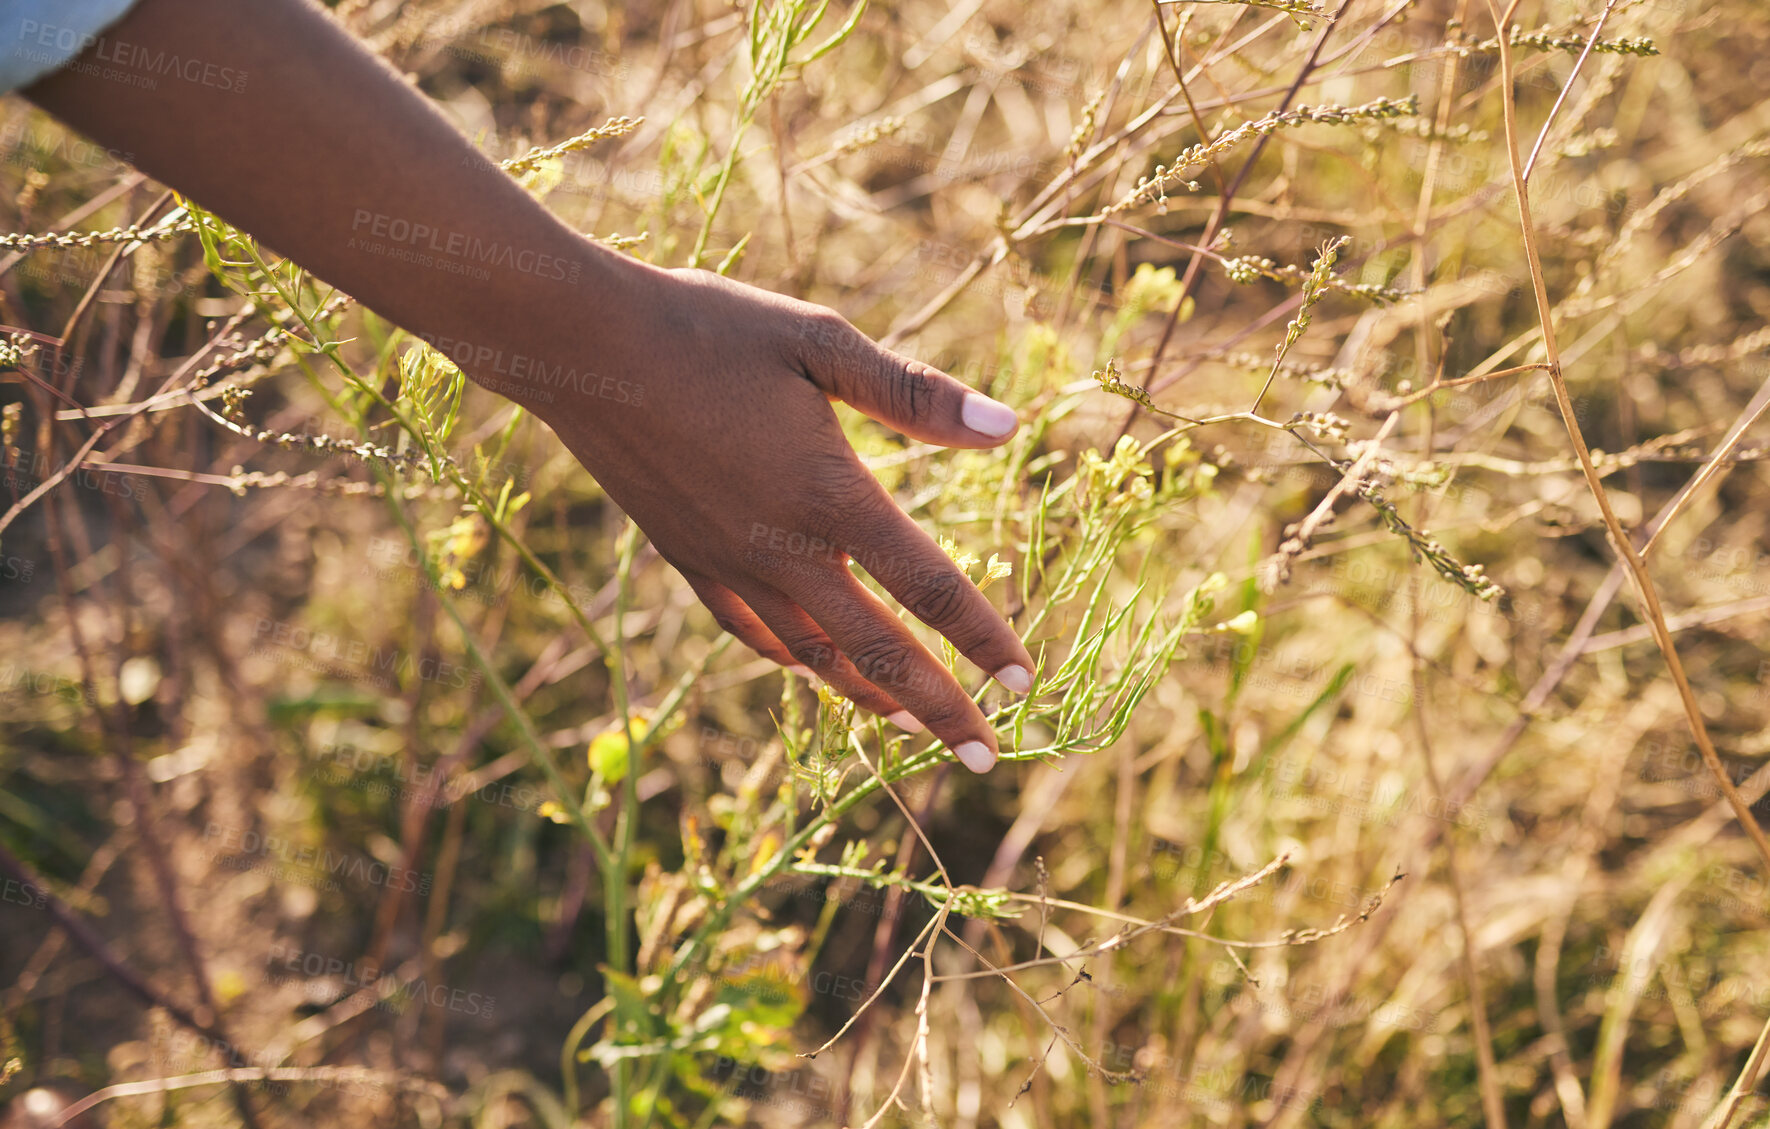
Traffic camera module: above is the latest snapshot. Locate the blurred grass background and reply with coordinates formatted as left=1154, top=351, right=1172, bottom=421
left=4, top=0, right=1770, bottom=1125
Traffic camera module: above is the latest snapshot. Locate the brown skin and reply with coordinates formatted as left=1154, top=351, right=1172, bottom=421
left=24, top=0, right=1032, bottom=769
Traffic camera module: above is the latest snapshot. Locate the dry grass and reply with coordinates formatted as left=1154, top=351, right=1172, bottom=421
left=4, top=0, right=1770, bottom=1126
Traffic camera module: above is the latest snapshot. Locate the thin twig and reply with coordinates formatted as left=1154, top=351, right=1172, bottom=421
left=47, top=1066, right=450, bottom=1127
left=1701, top=1016, right=1770, bottom=1129
left=1522, top=0, right=1622, bottom=181
left=0, top=842, right=215, bottom=1040
left=1487, top=0, right=1770, bottom=881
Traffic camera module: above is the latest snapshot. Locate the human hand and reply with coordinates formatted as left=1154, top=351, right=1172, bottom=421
left=532, top=263, right=1034, bottom=773
left=18, top=0, right=1029, bottom=770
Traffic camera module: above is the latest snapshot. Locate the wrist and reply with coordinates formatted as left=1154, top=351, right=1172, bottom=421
left=431, top=237, right=661, bottom=422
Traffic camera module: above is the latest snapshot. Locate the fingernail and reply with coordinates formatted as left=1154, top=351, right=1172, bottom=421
left=953, top=740, right=996, bottom=774
left=993, top=664, right=1033, bottom=694
left=961, top=392, right=1018, bottom=439
left=789, top=665, right=815, bottom=679
left=887, top=710, right=924, bottom=733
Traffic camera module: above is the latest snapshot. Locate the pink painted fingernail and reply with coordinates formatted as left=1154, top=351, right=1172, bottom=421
left=887, top=710, right=924, bottom=733
left=953, top=740, right=996, bottom=774
left=993, top=664, right=1033, bottom=694
left=961, top=393, right=1018, bottom=439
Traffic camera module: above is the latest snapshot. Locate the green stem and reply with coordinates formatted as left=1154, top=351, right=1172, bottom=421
left=687, top=121, right=754, bottom=270
left=222, top=236, right=619, bottom=879
left=605, top=521, right=641, bottom=1129
left=784, top=859, right=952, bottom=903
left=223, top=207, right=619, bottom=666
left=560, top=997, right=613, bottom=1116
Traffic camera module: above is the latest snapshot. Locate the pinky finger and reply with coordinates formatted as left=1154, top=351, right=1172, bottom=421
left=685, top=575, right=915, bottom=728
left=684, top=573, right=802, bottom=670
left=726, top=579, right=918, bottom=727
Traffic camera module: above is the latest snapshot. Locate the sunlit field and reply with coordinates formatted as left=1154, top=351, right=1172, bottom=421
left=4, top=0, right=1770, bottom=1125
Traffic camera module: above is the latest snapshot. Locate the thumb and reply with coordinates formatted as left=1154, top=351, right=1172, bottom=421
left=795, top=310, right=1019, bottom=449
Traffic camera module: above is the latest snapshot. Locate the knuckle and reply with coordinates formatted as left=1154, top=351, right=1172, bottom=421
left=708, top=611, right=750, bottom=639
left=801, top=463, right=884, bottom=545
left=885, top=359, right=935, bottom=422
left=844, top=637, right=927, bottom=697
left=904, top=691, right=966, bottom=728
left=796, top=508, right=848, bottom=552
left=798, top=307, right=852, bottom=358
left=785, top=638, right=838, bottom=670
left=902, top=568, right=969, bottom=628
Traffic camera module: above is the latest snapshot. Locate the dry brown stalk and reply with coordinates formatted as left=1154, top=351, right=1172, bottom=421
left=1486, top=0, right=1770, bottom=883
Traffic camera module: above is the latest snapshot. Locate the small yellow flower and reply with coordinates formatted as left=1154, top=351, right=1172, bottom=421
left=586, top=709, right=681, bottom=783
left=537, top=801, right=572, bottom=824
left=1221, top=610, right=1259, bottom=634
left=749, top=831, right=781, bottom=877
left=588, top=727, right=635, bottom=783
left=939, top=536, right=980, bottom=574
left=427, top=512, right=487, bottom=590
left=683, top=814, right=707, bottom=868
left=214, top=969, right=248, bottom=1005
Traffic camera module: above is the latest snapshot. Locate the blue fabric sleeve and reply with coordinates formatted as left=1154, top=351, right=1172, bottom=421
left=0, top=0, right=145, bottom=94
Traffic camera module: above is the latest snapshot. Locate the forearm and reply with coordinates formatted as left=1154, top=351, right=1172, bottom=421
left=23, top=0, right=639, bottom=412
left=18, top=0, right=1039, bottom=757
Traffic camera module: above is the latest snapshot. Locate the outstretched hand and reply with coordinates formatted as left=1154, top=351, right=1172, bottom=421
left=534, top=265, right=1033, bottom=773
left=21, top=0, right=1031, bottom=770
